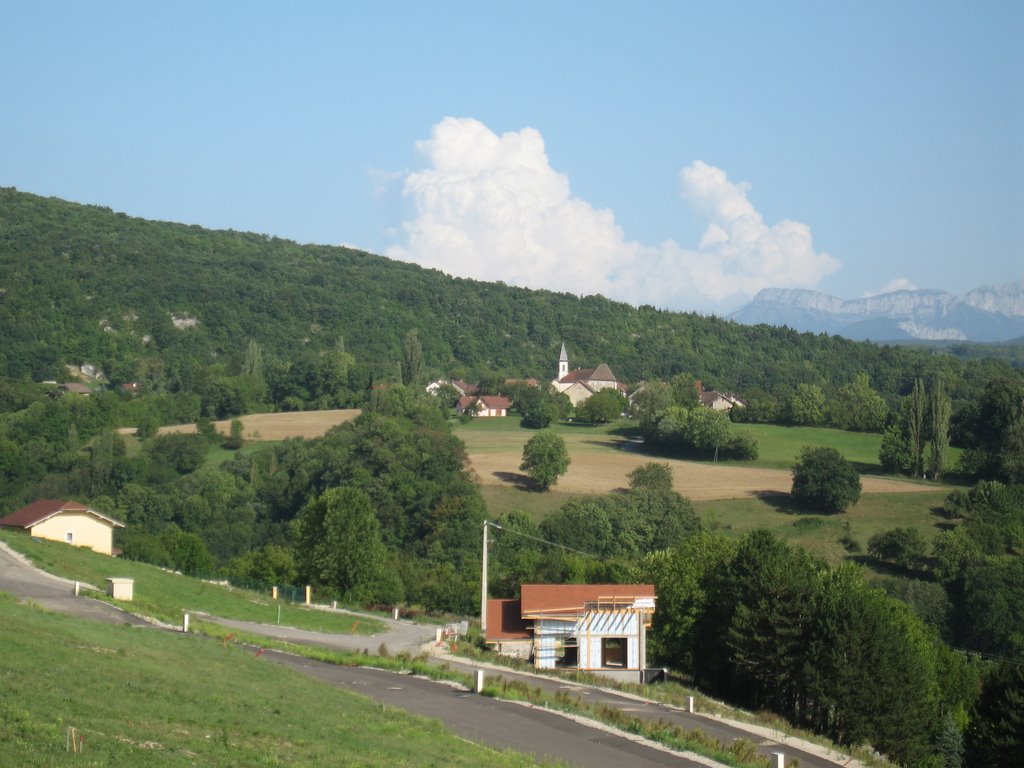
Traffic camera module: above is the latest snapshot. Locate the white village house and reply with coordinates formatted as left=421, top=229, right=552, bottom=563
left=455, top=394, right=513, bottom=417
left=0, top=499, right=125, bottom=556
left=485, top=583, right=657, bottom=684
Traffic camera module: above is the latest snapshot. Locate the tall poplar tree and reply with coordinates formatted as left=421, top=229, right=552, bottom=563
left=908, top=378, right=926, bottom=478
left=929, top=379, right=952, bottom=480
left=401, top=328, right=424, bottom=386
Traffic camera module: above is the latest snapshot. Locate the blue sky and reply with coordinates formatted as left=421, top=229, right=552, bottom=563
left=2, top=1, right=1021, bottom=313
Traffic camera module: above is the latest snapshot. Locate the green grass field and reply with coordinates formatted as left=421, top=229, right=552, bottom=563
left=0, top=594, right=536, bottom=767
left=456, top=416, right=958, bottom=568
left=721, top=422, right=964, bottom=473
left=0, top=531, right=385, bottom=634
left=693, top=490, right=952, bottom=567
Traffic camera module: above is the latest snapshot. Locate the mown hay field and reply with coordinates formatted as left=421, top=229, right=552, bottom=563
left=151, top=409, right=942, bottom=505
left=155, top=409, right=361, bottom=440
left=451, top=417, right=939, bottom=502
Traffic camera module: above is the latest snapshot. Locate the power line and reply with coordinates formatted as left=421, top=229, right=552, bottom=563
left=485, top=520, right=600, bottom=560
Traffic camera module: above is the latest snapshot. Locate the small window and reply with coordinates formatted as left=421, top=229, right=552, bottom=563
left=601, top=637, right=628, bottom=668
left=65, top=531, right=74, bottom=543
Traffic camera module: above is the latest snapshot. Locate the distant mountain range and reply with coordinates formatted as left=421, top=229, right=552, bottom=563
left=729, top=280, right=1024, bottom=343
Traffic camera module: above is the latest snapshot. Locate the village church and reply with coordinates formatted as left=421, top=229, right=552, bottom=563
left=551, top=342, right=626, bottom=407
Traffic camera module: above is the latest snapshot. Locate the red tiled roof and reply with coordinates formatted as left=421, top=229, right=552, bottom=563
left=485, top=598, right=532, bottom=640
left=558, top=364, right=619, bottom=385
left=558, top=367, right=596, bottom=384
left=0, top=499, right=125, bottom=529
left=700, top=390, right=722, bottom=406
left=520, top=584, right=655, bottom=616
left=452, top=380, right=480, bottom=396
left=588, top=363, right=618, bottom=382
left=478, top=395, right=512, bottom=410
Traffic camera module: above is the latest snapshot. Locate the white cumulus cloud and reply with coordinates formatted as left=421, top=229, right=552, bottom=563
left=863, top=278, right=919, bottom=297
left=387, top=118, right=840, bottom=311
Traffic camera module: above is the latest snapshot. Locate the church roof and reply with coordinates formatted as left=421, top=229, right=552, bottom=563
left=558, top=364, right=618, bottom=385
left=559, top=342, right=568, bottom=362
left=588, top=363, right=618, bottom=382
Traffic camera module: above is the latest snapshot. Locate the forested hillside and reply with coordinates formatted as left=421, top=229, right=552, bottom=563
left=0, top=187, right=1015, bottom=405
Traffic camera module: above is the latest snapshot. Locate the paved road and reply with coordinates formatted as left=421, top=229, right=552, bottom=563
left=260, top=649, right=715, bottom=768
left=0, top=540, right=149, bottom=626
left=205, top=614, right=850, bottom=768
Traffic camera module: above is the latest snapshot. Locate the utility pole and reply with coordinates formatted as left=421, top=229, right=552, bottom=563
left=480, top=520, right=489, bottom=634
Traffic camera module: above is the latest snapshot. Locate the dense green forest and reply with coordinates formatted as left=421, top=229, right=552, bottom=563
left=2, top=187, right=1023, bottom=765
left=1, top=187, right=1018, bottom=411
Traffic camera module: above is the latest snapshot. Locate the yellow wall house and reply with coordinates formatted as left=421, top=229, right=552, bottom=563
left=0, top=499, right=125, bottom=556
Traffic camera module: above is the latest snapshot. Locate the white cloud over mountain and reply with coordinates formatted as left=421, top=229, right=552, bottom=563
left=863, top=278, right=919, bottom=297
left=387, top=117, right=840, bottom=311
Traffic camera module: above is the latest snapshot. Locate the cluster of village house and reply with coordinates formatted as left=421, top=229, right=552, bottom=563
left=429, top=342, right=745, bottom=417
left=3, top=345, right=746, bottom=683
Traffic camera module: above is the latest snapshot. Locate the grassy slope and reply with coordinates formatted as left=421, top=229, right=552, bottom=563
left=0, top=595, right=534, bottom=768
left=693, top=491, right=951, bottom=567
left=0, top=530, right=385, bottom=634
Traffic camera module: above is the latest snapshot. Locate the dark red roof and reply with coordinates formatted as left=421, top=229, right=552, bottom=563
left=520, top=584, right=655, bottom=616
left=0, top=499, right=125, bottom=529
left=478, top=395, right=512, bottom=410
left=558, top=363, right=619, bottom=385
left=452, top=380, right=480, bottom=396
left=485, top=598, right=532, bottom=641
left=558, top=368, right=595, bottom=384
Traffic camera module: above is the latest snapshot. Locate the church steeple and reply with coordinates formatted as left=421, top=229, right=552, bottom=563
left=558, top=342, right=569, bottom=380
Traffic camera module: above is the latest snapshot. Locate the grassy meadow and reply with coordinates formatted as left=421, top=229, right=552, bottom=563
left=693, top=490, right=952, bottom=567
left=0, top=530, right=384, bottom=634
left=454, top=416, right=958, bottom=567
left=0, top=594, right=535, bottom=768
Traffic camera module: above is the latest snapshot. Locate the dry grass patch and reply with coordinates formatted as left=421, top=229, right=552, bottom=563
left=153, top=409, right=361, bottom=441
left=467, top=448, right=939, bottom=502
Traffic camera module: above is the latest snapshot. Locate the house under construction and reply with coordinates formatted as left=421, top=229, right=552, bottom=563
left=485, top=583, right=656, bottom=684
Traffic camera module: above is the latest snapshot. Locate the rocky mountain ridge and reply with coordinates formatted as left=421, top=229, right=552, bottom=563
left=729, top=280, right=1024, bottom=342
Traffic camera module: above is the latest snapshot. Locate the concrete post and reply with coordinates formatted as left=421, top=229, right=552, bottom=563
left=182, top=612, right=190, bottom=633
left=305, top=585, right=311, bottom=605
left=392, top=607, right=399, bottom=620
left=475, top=670, right=485, bottom=693
left=331, top=600, right=337, bottom=610
left=770, top=752, right=785, bottom=768
left=687, top=696, right=695, bottom=713
left=73, top=581, right=80, bottom=596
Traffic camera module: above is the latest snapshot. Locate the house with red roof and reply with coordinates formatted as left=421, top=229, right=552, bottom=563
left=485, top=583, right=656, bottom=683
left=551, top=343, right=627, bottom=407
left=0, top=500, right=125, bottom=556
left=456, top=395, right=513, bottom=417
